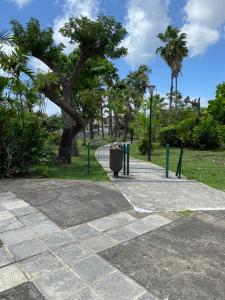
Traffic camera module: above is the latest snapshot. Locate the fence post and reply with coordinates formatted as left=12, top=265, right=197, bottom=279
left=176, top=145, right=184, bottom=178
left=166, top=144, right=170, bottom=178
left=127, top=144, right=130, bottom=175
left=123, top=144, right=126, bottom=175
left=87, top=143, right=90, bottom=175
left=178, top=146, right=184, bottom=179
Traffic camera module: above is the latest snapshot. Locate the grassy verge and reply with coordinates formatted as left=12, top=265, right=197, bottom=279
left=130, top=143, right=225, bottom=191
left=31, top=142, right=109, bottom=181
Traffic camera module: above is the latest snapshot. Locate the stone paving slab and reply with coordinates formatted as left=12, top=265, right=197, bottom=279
left=40, top=231, right=73, bottom=250
left=109, top=212, right=136, bottom=225
left=104, top=226, right=137, bottom=243
left=0, top=218, right=24, bottom=233
left=11, top=206, right=38, bottom=217
left=33, top=268, right=86, bottom=300
left=91, top=270, right=145, bottom=300
left=0, top=211, right=14, bottom=222
left=63, top=287, right=100, bottom=300
left=66, top=223, right=100, bottom=241
left=8, top=238, right=46, bottom=261
left=0, top=282, right=45, bottom=300
left=81, top=234, right=118, bottom=253
left=0, top=264, right=27, bottom=293
left=0, top=227, right=35, bottom=246
left=88, top=216, right=119, bottom=232
left=2, top=199, right=29, bottom=210
left=71, top=254, right=116, bottom=283
left=18, top=252, right=63, bottom=280
left=0, top=248, right=14, bottom=268
left=53, top=242, right=93, bottom=266
left=100, top=217, right=225, bottom=300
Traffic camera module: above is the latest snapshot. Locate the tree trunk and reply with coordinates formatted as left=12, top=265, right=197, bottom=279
left=123, top=112, right=129, bottom=141
left=71, top=137, right=79, bottom=157
left=58, top=110, right=78, bottom=163
left=169, top=72, right=174, bottom=110
left=108, top=110, right=113, bottom=137
left=175, top=76, right=178, bottom=109
left=130, top=129, right=134, bottom=144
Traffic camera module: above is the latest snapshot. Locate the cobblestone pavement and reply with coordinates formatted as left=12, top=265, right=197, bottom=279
left=1, top=180, right=225, bottom=299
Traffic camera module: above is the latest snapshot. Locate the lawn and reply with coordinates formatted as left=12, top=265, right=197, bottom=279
left=130, top=143, right=225, bottom=192
left=31, top=141, right=109, bottom=181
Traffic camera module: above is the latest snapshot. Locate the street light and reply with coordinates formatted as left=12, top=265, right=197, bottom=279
left=148, top=84, right=155, bottom=161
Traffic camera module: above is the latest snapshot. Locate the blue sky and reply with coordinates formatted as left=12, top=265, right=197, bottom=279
left=1, top=0, right=225, bottom=114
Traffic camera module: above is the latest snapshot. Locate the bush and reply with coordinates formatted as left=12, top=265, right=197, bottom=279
left=0, top=107, right=49, bottom=177
left=138, top=137, right=148, bottom=155
left=177, top=115, right=199, bottom=147
left=192, top=116, right=221, bottom=149
left=158, top=125, right=181, bottom=146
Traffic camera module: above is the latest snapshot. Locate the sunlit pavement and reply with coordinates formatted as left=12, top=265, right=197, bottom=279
left=0, top=179, right=225, bottom=299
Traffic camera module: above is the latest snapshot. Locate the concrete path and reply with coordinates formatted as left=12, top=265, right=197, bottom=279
left=96, top=145, right=225, bottom=213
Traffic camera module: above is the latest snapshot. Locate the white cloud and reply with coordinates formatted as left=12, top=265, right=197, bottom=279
left=182, top=0, right=225, bottom=56
left=29, top=57, right=50, bottom=73
left=53, top=0, right=100, bottom=53
left=7, top=0, right=32, bottom=9
left=123, top=0, right=170, bottom=68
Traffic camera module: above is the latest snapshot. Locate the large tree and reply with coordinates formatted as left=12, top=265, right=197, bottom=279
left=11, top=16, right=127, bottom=162
left=156, top=25, right=188, bottom=109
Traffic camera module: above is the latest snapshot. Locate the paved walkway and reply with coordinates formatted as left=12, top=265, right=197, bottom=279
left=1, top=179, right=225, bottom=299
left=0, top=180, right=169, bottom=300
left=96, top=145, right=225, bottom=213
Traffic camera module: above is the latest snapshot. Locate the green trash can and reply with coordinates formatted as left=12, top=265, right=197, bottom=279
left=110, top=143, right=123, bottom=177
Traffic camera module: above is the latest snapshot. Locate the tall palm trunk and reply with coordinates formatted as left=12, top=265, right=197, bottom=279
left=169, top=72, right=174, bottom=110
left=175, top=76, right=178, bottom=109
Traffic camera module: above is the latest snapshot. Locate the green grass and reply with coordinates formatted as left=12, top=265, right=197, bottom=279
left=31, top=142, right=109, bottom=181
left=179, top=210, right=193, bottom=217
left=130, top=143, right=225, bottom=191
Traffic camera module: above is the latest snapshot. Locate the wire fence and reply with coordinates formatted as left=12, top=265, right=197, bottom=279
left=31, top=138, right=108, bottom=180
left=150, top=145, right=225, bottom=191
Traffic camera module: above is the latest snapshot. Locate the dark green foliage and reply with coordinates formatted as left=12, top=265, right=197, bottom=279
left=158, top=124, right=181, bottom=146
left=138, top=137, right=149, bottom=155
left=177, top=115, right=199, bottom=147
left=0, top=107, right=49, bottom=177
left=60, top=16, right=127, bottom=59
left=192, top=116, right=221, bottom=149
left=208, top=82, right=225, bottom=125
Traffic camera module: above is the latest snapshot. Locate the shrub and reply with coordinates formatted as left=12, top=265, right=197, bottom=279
left=192, top=116, right=221, bottom=149
left=158, top=124, right=181, bottom=146
left=177, top=115, right=198, bottom=147
left=138, top=137, right=148, bottom=155
left=0, top=107, right=49, bottom=177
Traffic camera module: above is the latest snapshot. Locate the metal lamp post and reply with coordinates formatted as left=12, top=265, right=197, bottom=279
left=148, top=84, right=155, bottom=161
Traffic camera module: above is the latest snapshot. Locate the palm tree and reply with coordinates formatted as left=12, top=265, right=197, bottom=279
left=156, top=25, right=188, bottom=109
left=0, top=30, right=13, bottom=57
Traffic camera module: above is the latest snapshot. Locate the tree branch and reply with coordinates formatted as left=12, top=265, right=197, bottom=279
left=68, top=50, right=90, bottom=86
left=31, top=52, right=66, bottom=84
left=42, top=81, right=84, bottom=130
